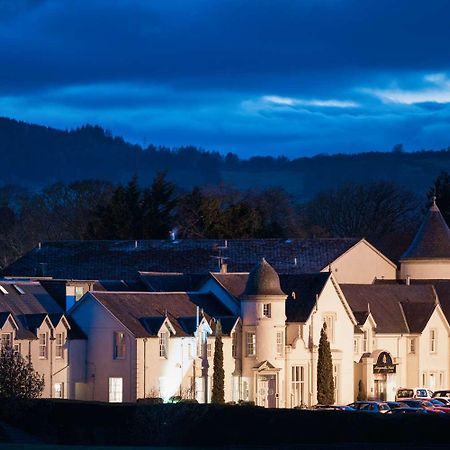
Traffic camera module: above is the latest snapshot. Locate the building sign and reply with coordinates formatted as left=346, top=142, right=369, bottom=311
left=373, top=351, right=396, bottom=374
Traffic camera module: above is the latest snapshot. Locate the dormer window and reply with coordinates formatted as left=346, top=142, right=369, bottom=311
left=263, top=303, right=271, bottom=318
left=159, top=331, right=169, bottom=358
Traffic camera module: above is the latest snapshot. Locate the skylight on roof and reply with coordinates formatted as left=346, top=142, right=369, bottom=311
left=0, top=286, right=8, bottom=295
left=13, top=284, right=25, bottom=295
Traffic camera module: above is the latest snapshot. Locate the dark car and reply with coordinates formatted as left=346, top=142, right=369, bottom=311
left=386, top=401, right=407, bottom=410
left=401, top=399, right=445, bottom=414
left=386, top=407, right=428, bottom=415
left=347, top=401, right=390, bottom=413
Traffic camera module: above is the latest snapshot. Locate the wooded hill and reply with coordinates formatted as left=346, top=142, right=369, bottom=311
left=1, top=116, right=450, bottom=200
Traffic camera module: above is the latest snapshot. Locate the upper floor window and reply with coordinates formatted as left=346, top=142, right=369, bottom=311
left=363, top=331, right=369, bottom=352
left=159, top=331, right=169, bottom=358
left=231, top=332, right=237, bottom=358
left=55, top=332, right=65, bottom=359
left=409, top=338, right=416, bottom=354
left=246, top=332, right=256, bottom=357
left=207, top=343, right=212, bottom=358
left=430, top=329, right=437, bottom=353
left=263, top=303, right=271, bottom=318
left=323, top=313, right=335, bottom=342
left=353, top=338, right=359, bottom=354
left=113, top=331, right=126, bottom=359
left=276, top=331, right=284, bottom=356
left=39, top=333, right=48, bottom=359
left=1, top=332, right=12, bottom=349
left=75, top=286, right=84, bottom=301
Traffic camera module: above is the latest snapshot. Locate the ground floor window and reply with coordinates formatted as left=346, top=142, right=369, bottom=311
left=333, top=364, right=340, bottom=404
left=291, top=365, right=305, bottom=407
left=54, top=382, right=64, bottom=399
left=109, top=377, right=123, bottom=403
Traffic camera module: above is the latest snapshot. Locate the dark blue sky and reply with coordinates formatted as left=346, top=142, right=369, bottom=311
left=2, top=0, right=450, bottom=157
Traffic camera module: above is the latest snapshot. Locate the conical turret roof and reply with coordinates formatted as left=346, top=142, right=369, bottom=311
left=401, top=198, right=450, bottom=260
left=243, top=258, right=285, bottom=296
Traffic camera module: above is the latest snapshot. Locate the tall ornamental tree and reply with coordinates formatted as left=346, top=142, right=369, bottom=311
left=317, top=323, right=334, bottom=405
left=211, top=321, right=225, bottom=404
left=0, top=345, right=44, bottom=398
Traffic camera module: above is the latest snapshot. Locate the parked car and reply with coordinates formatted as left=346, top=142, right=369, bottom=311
left=386, top=407, right=428, bottom=415
left=395, top=387, right=433, bottom=401
left=401, top=399, right=446, bottom=414
left=386, top=401, right=408, bottom=410
left=431, top=390, right=450, bottom=400
left=314, top=405, right=355, bottom=411
left=432, top=397, right=450, bottom=405
left=347, top=401, right=390, bottom=413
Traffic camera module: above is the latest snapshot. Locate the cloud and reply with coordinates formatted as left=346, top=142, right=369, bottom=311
left=365, top=73, right=450, bottom=105
left=261, top=95, right=359, bottom=108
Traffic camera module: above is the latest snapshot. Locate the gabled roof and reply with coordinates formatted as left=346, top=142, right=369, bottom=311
left=341, top=284, right=437, bottom=334
left=84, top=291, right=236, bottom=338
left=209, top=273, right=248, bottom=299
left=283, top=273, right=330, bottom=323
left=0, top=281, right=67, bottom=339
left=401, top=200, right=450, bottom=260
left=3, top=238, right=361, bottom=280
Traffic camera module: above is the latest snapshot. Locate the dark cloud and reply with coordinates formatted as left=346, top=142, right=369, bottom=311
left=1, top=0, right=450, bottom=157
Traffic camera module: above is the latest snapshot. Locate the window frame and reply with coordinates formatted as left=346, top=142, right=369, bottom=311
left=262, top=303, right=271, bottom=318
left=55, top=332, right=64, bottom=359
left=159, top=331, right=169, bottom=359
left=113, top=331, right=126, bottom=360
left=39, top=332, right=48, bottom=359
left=276, top=331, right=284, bottom=356
left=430, top=329, right=437, bottom=353
left=246, top=331, right=256, bottom=357
left=1, top=332, right=12, bottom=349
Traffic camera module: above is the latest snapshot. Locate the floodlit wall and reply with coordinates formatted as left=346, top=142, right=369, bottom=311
left=324, top=240, right=396, bottom=283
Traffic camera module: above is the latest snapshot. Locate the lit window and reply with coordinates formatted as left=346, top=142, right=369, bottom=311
left=54, top=382, right=64, bottom=399
left=323, top=313, right=335, bottom=342
left=109, top=377, right=123, bottom=403
left=1, top=333, right=12, bottom=349
left=159, top=331, right=169, bottom=358
left=39, top=333, right=48, bottom=359
left=409, top=338, right=416, bottom=354
left=263, top=304, right=271, bottom=318
left=246, top=332, right=256, bottom=357
left=276, top=331, right=284, bottom=356
left=55, top=333, right=64, bottom=358
left=75, top=286, right=84, bottom=301
left=291, top=366, right=305, bottom=407
left=113, top=332, right=126, bottom=359
left=430, top=329, right=437, bottom=353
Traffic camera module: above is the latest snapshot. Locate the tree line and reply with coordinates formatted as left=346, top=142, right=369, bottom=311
left=2, top=170, right=450, bottom=269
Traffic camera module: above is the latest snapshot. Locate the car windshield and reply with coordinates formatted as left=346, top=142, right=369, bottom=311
left=416, top=389, right=428, bottom=397
left=397, top=389, right=413, bottom=398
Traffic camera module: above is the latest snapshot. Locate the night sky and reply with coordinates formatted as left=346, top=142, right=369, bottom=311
left=2, top=0, right=450, bottom=157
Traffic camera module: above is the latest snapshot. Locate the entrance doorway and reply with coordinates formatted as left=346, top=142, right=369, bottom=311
left=374, top=376, right=387, bottom=401
left=257, top=374, right=277, bottom=408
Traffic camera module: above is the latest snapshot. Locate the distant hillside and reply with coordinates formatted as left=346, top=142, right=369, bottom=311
left=1, top=117, right=449, bottom=199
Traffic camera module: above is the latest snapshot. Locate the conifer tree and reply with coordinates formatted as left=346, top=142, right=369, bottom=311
left=211, top=321, right=225, bottom=404
left=317, top=323, right=334, bottom=405
left=0, top=345, right=44, bottom=398
left=357, top=379, right=367, bottom=401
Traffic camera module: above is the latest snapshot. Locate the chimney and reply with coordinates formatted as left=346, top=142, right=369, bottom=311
left=220, top=262, right=228, bottom=274
left=169, top=230, right=176, bottom=241
left=406, top=275, right=411, bottom=286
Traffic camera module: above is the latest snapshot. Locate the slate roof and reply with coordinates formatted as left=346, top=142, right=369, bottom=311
left=0, top=281, right=76, bottom=339
left=341, top=284, right=437, bottom=334
left=209, top=273, right=249, bottom=298
left=401, top=200, right=450, bottom=260
left=283, top=273, right=331, bottom=322
left=2, top=238, right=361, bottom=280
left=138, top=272, right=207, bottom=292
left=243, top=258, right=285, bottom=296
left=89, top=291, right=236, bottom=338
